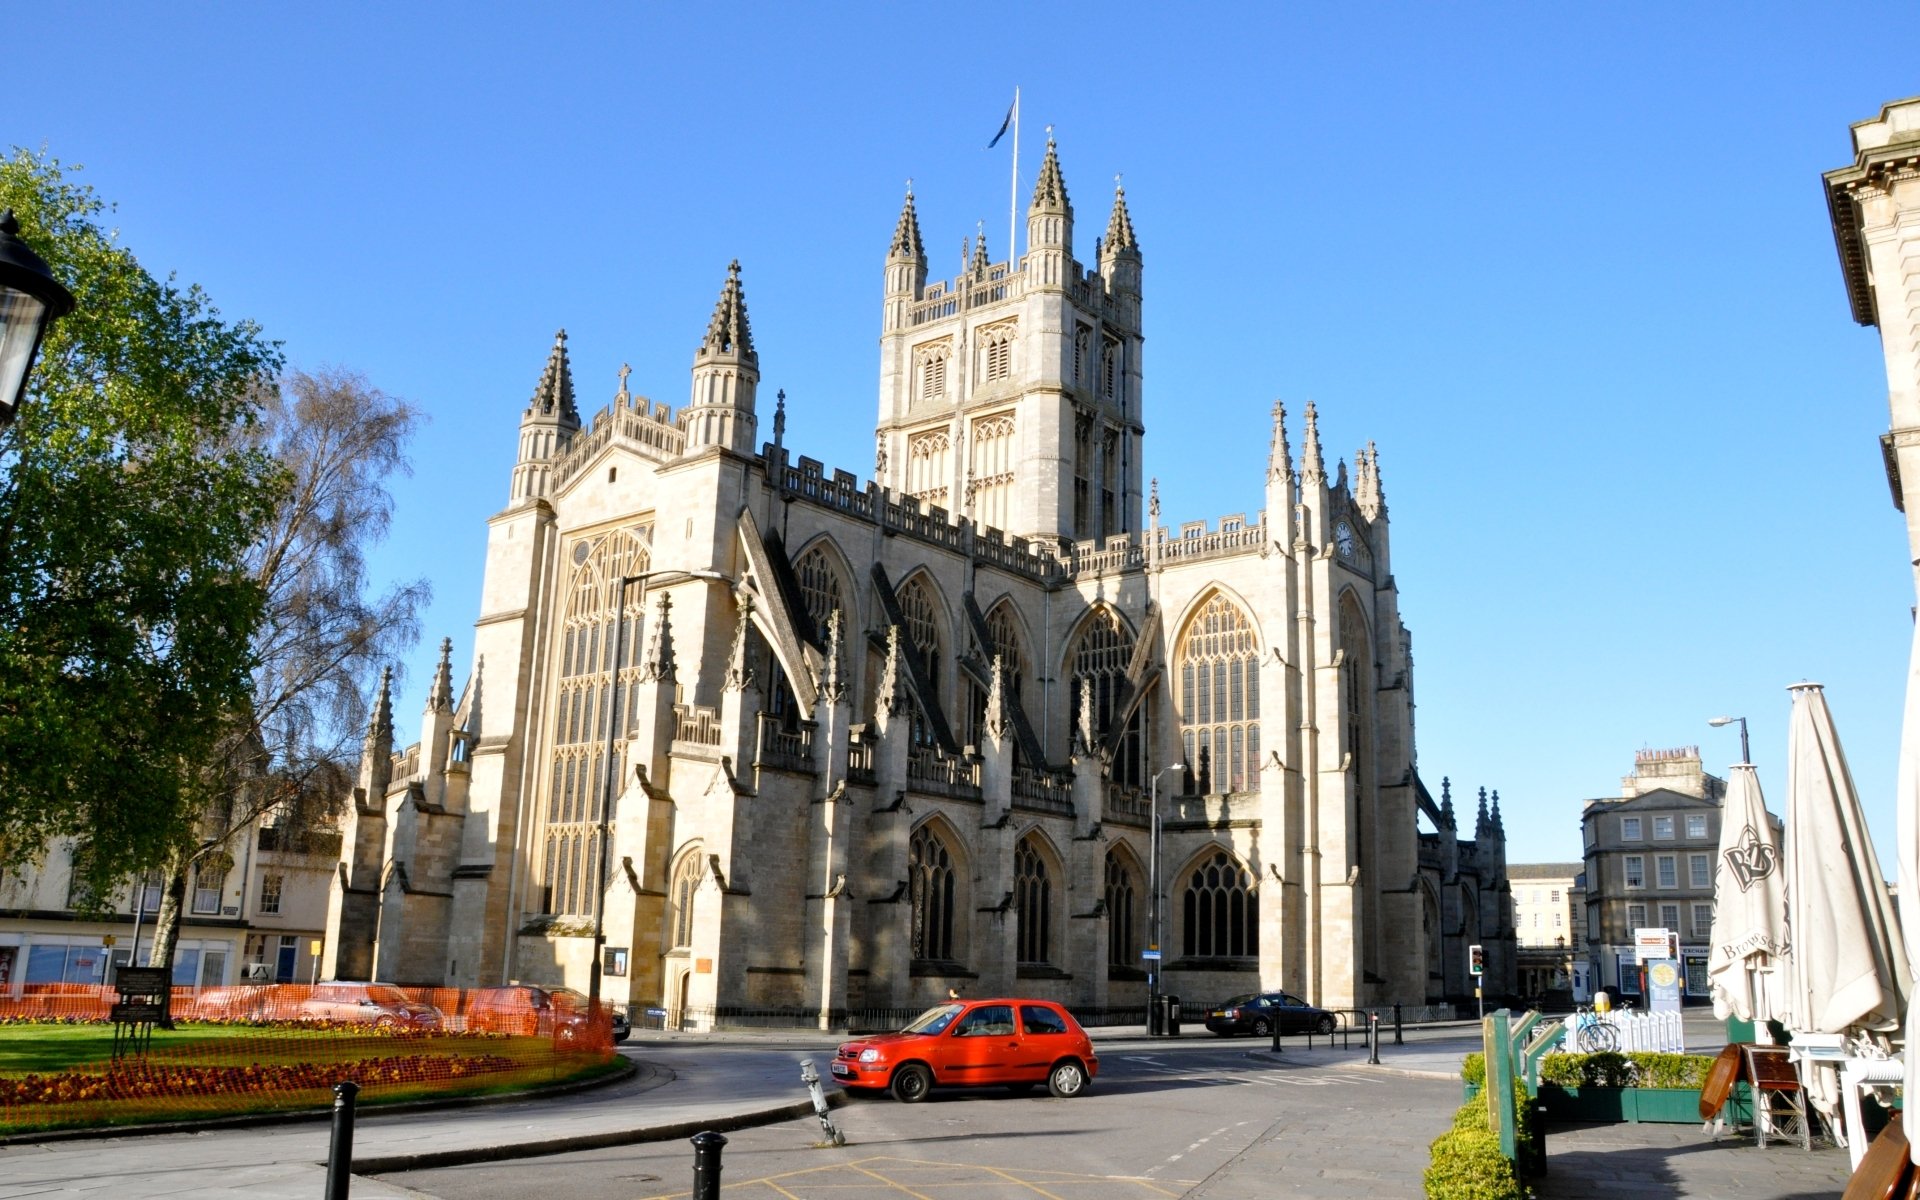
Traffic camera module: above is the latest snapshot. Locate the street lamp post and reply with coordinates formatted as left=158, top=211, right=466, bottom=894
left=1707, top=715, right=1750, bottom=764
left=589, top=568, right=725, bottom=1014
left=0, top=209, right=76, bottom=428
left=1146, top=762, right=1183, bottom=1036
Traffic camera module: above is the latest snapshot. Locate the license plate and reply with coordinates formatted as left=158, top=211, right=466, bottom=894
left=830, top=1062, right=851, bottom=1077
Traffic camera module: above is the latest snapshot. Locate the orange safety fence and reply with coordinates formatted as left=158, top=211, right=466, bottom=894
left=0, top=983, right=619, bottom=1134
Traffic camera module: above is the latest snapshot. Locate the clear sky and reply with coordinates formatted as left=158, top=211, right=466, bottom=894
left=12, top=3, right=1919, bottom=869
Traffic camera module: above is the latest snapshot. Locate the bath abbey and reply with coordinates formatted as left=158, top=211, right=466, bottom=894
left=321, top=137, right=1515, bottom=1022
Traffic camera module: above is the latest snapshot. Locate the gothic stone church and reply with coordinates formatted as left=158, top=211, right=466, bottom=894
left=323, top=138, right=1513, bottom=1021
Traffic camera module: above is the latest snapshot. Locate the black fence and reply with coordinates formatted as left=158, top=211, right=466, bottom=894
left=638, top=1002, right=1152, bottom=1035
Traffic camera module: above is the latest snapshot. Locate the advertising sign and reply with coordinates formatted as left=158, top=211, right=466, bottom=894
left=1633, top=927, right=1672, bottom=964
left=1645, top=958, right=1683, bottom=1014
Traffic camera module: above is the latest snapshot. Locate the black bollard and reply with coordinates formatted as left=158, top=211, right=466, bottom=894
left=325, top=1080, right=359, bottom=1200
left=1367, top=1013, right=1381, bottom=1065
left=1393, top=1002, right=1404, bottom=1045
left=1270, top=1021, right=1281, bottom=1055
left=692, top=1130, right=729, bottom=1200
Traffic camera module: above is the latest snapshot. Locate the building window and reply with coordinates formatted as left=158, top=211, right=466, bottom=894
left=1627, top=903, right=1648, bottom=930
left=910, top=824, right=959, bottom=962
left=896, top=574, right=945, bottom=746
left=1014, top=838, right=1053, bottom=965
left=1624, top=855, right=1644, bottom=889
left=1656, top=855, right=1677, bottom=889
left=1686, top=814, right=1709, bottom=839
left=1550, top=889, right=1560, bottom=902
left=968, top=411, right=1017, bottom=532
left=907, top=427, right=953, bottom=509
left=1180, top=850, right=1258, bottom=958
left=979, top=322, right=1015, bottom=383
left=1106, top=851, right=1139, bottom=970
left=1653, top=816, right=1675, bottom=840
left=1621, top=816, right=1642, bottom=841
left=1176, top=594, right=1261, bottom=794
left=967, top=600, right=1030, bottom=752
left=1070, top=607, right=1147, bottom=789
left=1660, top=904, right=1680, bottom=932
left=191, top=864, right=227, bottom=915
left=1692, top=903, right=1713, bottom=938
left=1689, top=854, right=1711, bottom=890
left=793, top=545, right=846, bottom=638
left=258, top=874, right=283, bottom=916
left=917, top=342, right=950, bottom=403
left=669, top=849, right=703, bottom=950
left=1553, top=911, right=1562, bottom=928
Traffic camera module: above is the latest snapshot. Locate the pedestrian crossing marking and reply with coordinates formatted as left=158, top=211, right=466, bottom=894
left=633, top=1155, right=1189, bottom=1199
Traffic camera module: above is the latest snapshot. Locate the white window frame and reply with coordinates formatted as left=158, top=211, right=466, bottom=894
left=1692, top=903, right=1713, bottom=938
left=1656, top=855, right=1677, bottom=890
left=259, top=873, right=283, bottom=916
left=1624, top=855, right=1645, bottom=889
left=1659, top=903, right=1681, bottom=932
left=1621, top=816, right=1643, bottom=841
left=1686, top=814, right=1709, bottom=839
left=1653, top=815, right=1676, bottom=841
left=1688, top=854, right=1711, bottom=890
left=1627, top=903, right=1648, bottom=929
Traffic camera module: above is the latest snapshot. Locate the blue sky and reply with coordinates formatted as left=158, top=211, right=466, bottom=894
left=12, top=3, right=1920, bottom=868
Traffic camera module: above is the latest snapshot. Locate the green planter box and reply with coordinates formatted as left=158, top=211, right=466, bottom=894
left=1539, top=1084, right=1714, bottom=1124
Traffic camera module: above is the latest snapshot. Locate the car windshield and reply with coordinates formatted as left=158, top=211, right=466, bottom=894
left=1221, top=994, right=1257, bottom=1007
left=366, top=986, right=408, bottom=1005
left=901, top=1003, right=964, bottom=1035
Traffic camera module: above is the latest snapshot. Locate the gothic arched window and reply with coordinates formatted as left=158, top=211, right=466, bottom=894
left=793, top=544, right=847, bottom=638
left=1069, top=608, right=1147, bottom=787
left=1181, top=849, right=1258, bottom=958
left=897, top=574, right=945, bottom=746
left=1105, top=849, right=1141, bottom=969
left=1015, top=837, right=1054, bottom=965
left=1177, top=594, right=1261, bottom=794
left=910, top=823, right=960, bottom=962
left=669, top=848, right=704, bottom=949
left=965, top=600, right=1029, bottom=752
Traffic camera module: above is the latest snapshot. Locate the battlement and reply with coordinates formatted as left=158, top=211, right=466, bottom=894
left=551, top=395, right=686, bottom=488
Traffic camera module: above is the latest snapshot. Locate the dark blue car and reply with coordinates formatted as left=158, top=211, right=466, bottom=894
left=1203, top=992, right=1336, bottom=1037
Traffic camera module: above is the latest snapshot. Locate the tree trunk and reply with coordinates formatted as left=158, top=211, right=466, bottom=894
left=146, top=850, right=192, bottom=1025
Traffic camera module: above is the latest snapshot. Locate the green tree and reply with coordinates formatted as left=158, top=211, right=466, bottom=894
left=0, top=149, right=282, bottom=904
left=146, top=368, right=428, bottom=975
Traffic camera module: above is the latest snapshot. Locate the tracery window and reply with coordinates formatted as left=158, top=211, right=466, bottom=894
left=897, top=574, right=944, bottom=746
left=907, top=428, right=952, bottom=510
left=910, top=824, right=959, bottom=961
left=966, top=600, right=1029, bottom=752
left=916, top=341, right=950, bottom=404
left=1181, top=849, right=1258, bottom=958
left=1106, top=850, right=1140, bottom=969
left=1101, top=333, right=1121, bottom=401
left=794, top=545, right=846, bottom=637
left=1073, top=416, right=1092, bottom=539
left=1015, top=837, right=1054, bottom=964
left=1178, top=594, right=1261, bottom=794
left=545, top=527, right=649, bottom=916
left=669, top=848, right=704, bottom=949
left=1073, top=324, right=1092, bottom=386
left=1069, top=608, right=1147, bottom=787
left=969, top=412, right=1016, bottom=532
left=980, top=322, right=1015, bottom=383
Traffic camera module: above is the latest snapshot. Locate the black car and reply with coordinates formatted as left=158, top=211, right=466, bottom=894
left=1203, top=992, right=1336, bottom=1037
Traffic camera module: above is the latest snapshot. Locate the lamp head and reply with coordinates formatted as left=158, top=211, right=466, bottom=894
left=1707, top=716, right=1735, bottom=728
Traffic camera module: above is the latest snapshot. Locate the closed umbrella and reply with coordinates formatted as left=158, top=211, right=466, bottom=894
left=1707, top=763, right=1787, bottom=1025
left=1784, top=682, right=1909, bottom=1123
left=1895, top=628, right=1920, bottom=1164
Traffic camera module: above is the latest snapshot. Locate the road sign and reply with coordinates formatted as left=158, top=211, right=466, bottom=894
left=1141, top=949, right=1162, bottom=961
left=1634, top=927, right=1672, bottom=964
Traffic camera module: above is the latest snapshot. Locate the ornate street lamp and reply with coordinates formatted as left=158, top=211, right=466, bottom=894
left=0, top=209, right=75, bottom=428
left=1707, top=715, right=1750, bottom=764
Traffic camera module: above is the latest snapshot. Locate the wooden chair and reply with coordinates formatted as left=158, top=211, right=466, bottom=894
left=1743, top=1044, right=1812, bottom=1151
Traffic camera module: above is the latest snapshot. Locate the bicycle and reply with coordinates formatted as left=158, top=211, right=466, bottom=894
left=1568, top=1005, right=1620, bottom=1053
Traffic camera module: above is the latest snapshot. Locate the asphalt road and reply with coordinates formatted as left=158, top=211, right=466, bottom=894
left=376, top=1037, right=1461, bottom=1199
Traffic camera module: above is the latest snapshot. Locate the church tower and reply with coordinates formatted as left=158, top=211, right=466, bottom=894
left=874, top=135, right=1144, bottom=545
left=511, top=331, right=581, bottom=502
left=680, top=261, right=759, bottom=455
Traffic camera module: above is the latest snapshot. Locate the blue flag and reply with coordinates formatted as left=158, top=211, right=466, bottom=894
left=987, top=99, right=1015, bottom=149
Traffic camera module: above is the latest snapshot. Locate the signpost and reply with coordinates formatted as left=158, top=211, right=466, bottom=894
left=110, top=966, right=170, bottom=1058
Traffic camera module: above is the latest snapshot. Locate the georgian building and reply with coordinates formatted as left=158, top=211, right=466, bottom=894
left=324, top=137, right=1511, bottom=1023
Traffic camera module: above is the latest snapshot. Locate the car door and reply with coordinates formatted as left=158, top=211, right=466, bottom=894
left=939, top=1004, right=1022, bottom=1084
left=1276, top=994, right=1310, bottom=1033
left=1015, top=1004, right=1074, bottom=1079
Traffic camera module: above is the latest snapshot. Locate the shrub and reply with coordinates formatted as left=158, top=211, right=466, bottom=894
left=1537, top=1051, right=1713, bottom=1089
left=1628, top=1052, right=1711, bottom=1089
left=1461, top=1052, right=1486, bottom=1086
left=1425, top=1113, right=1524, bottom=1200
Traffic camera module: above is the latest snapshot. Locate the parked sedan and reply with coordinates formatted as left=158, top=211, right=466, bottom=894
left=298, top=982, right=444, bottom=1029
left=1203, top=992, right=1336, bottom=1037
left=466, top=984, right=630, bottom=1043
left=831, top=998, right=1098, bottom=1102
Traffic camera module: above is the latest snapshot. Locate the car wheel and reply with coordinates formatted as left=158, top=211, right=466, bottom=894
left=1315, top=1014, right=1335, bottom=1035
left=891, top=1063, right=933, bottom=1103
left=1250, top=1018, right=1271, bottom=1038
left=1047, top=1059, right=1088, bottom=1099
left=374, top=1015, right=399, bottom=1030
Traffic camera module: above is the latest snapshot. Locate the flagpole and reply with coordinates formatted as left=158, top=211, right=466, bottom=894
left=1008, top=87, right=1019, bottom=272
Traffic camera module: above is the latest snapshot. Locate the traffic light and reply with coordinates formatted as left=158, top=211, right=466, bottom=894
left=1468, top=944, right=1484, bottom=976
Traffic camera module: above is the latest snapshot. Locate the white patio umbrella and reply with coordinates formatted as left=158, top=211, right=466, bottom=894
left=1783, top=682, right=1909, bottom=1122
left=1895, top=627, right=1920, bottom=1164
left=1707, top=763, right=1787, bottom=1025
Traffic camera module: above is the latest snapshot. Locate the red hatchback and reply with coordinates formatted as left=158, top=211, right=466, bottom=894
left=832, top=999, right=1099, bottom=1102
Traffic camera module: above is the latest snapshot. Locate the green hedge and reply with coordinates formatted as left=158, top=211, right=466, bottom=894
left=1424, top=1080, right=1535, bottom=1200
left=1537, top=1051, right=1712, bottom=1090
left=1461, top=1052, right=1485, bottom=1086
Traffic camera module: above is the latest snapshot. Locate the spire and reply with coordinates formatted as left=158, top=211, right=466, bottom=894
left=698, top=260, right=756, bottom=363
left=971, top=225, right=991, bottom=275
left=640, top=593, right=677, bottom=683
left=615, top=363, right=631, bottom=409
left=1440, top=777, right=1456, bottom=830
left=365, top=666, right=394, bottom=752
left=427, top=638, right=455, bottom=712
left=1301, top=401, right=1325, bottom=484
left=1354, top=442, right=1381, bottom=519
left=1491, top=790, right=1505, bottom=836
left=1475, top=786, right=1489, bottom=838
left=1029, top=133, right=1071, bottom=216
left=878, top=625, right=908, bottom=715
left=820, top=608, right=847, bottom=704
left=1103, top=182, right=1138, bottom=255
left=773, top=389, right=786, bottom=450
left=1149, top=477, right=1161, bottom=524
left=724, top=594, right=757, bottom=692
left=1267, top=401, right=1293, bottom=484
left=889, top=184, right=925, bottom=260
left=527, top=330, right=579, bottom=424
left=983, top=654, right=1008, bottom=743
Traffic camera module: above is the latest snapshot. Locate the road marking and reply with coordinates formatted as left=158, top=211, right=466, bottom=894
left=634, top=1155, right=1189, bottom=1200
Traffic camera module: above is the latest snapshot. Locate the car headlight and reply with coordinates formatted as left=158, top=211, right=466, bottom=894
left=858, top=1048, right=880, bottom=1063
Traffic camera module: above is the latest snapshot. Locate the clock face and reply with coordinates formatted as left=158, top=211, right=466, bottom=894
left=1334, top=521, right=1355, bottom=560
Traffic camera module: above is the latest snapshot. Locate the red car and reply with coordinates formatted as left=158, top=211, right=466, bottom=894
left=832, top=998, right=1099, bottom=1102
